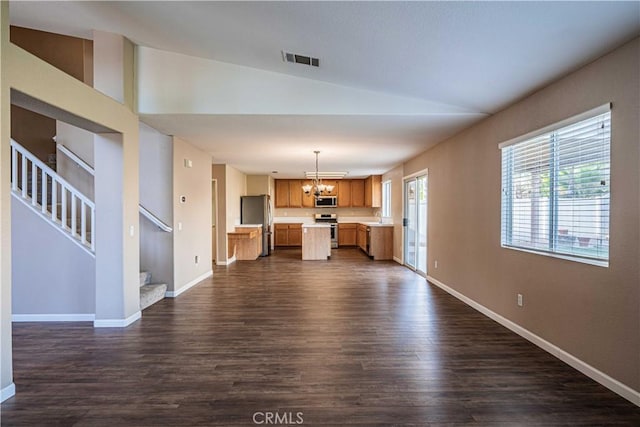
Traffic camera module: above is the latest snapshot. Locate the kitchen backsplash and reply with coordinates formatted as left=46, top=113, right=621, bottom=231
left=273, top=207, right=378, bottom=218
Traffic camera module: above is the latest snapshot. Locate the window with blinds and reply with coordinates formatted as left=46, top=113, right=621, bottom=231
left=500, top=105, right=611, bottom=266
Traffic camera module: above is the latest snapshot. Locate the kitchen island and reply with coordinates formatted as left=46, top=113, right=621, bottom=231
left=301, top=224, right=331, bottom=260
left=228, top=224, right=263, bottom=260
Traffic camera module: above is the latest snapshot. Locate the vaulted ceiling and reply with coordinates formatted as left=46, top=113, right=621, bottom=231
left=9, top=1, right=640, bottom=177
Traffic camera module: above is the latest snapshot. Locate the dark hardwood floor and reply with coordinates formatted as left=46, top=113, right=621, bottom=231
left=2, top=248, right=639, bottom=426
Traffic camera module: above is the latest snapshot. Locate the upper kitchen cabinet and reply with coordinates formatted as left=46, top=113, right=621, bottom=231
left=302, top=180, right=315, bottom=208
left=337, top=180, right=352, bottom=207
left=274, top=178, right=379, bottom=208
left=323, top=179, right=338, bottom=196
left=288, top=180, right=303, bottom=208
left=365, top=175, right=382, bottom=208
left=275, top=180, right=290, bottom=208
left=275, top=179, right=303, bottom=208
left=351, top=179, right=365, bottom=207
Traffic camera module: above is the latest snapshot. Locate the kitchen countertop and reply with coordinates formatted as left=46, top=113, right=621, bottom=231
left=302, top=223, right=331, bottom=228
left=274, top=217, right=394, bottom=225
left=235, top=224, right=263, bottom=228
left=272, top=217, right=314, bottom=224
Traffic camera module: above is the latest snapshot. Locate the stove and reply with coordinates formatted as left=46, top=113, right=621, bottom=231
left=314, top=214, right=338, bottom=248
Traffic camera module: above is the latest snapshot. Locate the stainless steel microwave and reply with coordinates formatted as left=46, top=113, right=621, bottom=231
left=315, top=196, right=337, bottom=208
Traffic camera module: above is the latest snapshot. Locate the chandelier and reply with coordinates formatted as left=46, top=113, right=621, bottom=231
left=302, top=151, right=334, bottom=198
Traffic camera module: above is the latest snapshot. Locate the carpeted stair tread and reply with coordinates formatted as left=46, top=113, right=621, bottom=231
left=140, top=283, right=167, bottom=310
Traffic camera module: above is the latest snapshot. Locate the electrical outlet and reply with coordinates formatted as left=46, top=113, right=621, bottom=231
left=517, top=294, right=523, bottom=307
left=434, top=260, right=438, bottom=269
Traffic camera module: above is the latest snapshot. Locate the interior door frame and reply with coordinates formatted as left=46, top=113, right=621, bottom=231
left=211, top=178, right=218, bottom=264
left=402, top=168, right=428, bottom=276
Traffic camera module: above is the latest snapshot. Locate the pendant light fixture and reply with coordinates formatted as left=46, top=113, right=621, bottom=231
left=302, top=151, right=334, bottom=198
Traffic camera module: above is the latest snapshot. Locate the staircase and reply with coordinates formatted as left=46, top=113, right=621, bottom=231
left=11, top=138, right=170, bottom=311
left=139, top=272, right=167, bottom=310
left=11, top=139, right=94, bottom=253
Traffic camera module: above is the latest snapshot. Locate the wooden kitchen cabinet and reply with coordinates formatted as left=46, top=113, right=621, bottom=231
left=323, top=179, right=338, bottom=196
left=301, top=180, right=315, bottom=208
left=368, top=225, right=393, bottom=260
left=338, top=223, right=357, bottom=246
left=274, top=223, right=303, bottom=247
left=275, top=180, right=290, bottom=208
left=274, top=224, right=289, bottom=246
left=275, top=179, right=303, bottom=208
left=337, top=180, right=351, bottom=207
left=288, top=180, right=303, bottom=208
left=351, top=179, right=365, bottom=207
left=365, top=175, right=382, bottom=208
left=275, top=178, right=376, bottom=208
left=288, top=224, right=302, bottom=246
left=356, top=224, right=368, bottom=251
left=355, top=223, right=393, bottom=260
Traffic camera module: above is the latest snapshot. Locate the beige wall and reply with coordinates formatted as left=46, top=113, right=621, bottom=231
left=211, top=164, right=247, bottom=263
left=139, top=122, right=173, bottom=289
left=212, top=165, right=227, bottom=262
left=93, top=31, right=133, bottom=109
left=225, top=165, right=247, bottom=232
left=2, top=20, right=140, bottom=393
left=403, top=38, right=639, bottom=393
left=246, top=175, right=271, bottom=196
left=382, top=164, right=404, bottom=261
left=10, top=26, right=93, bottom=85
left=1, top=1, right=12, bottom=396
left=56, top=121, right=95, bottom=200
left=11, top=105, right=56, bottom=164
left=172, top=137, right=212, bottom=291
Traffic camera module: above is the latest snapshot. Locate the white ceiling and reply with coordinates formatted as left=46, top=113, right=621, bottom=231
left=9, top=1, right=640, bottom=178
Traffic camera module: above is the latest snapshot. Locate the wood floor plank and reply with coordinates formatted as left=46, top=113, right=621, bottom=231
left=2, top=248, right=639, bottom=426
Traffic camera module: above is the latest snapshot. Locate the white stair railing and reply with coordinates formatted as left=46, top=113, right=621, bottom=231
left=56, top=142, right=173, bottom=233
left=11, top=139, right=95, bottom=252
left=139, top=204, right=173, bottom=232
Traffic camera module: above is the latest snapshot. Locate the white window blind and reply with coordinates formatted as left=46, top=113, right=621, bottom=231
left=500, top=109, right=611, bottom=265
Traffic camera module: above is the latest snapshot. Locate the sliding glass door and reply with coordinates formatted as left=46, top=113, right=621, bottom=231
left=404, top=174, right=427, bottom=275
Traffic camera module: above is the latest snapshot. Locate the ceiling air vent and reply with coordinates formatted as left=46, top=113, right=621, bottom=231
left=282, top=51, right=319, bottom=67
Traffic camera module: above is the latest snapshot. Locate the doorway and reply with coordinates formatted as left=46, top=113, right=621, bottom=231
left=404, top=173, right=427, bottom=276
left=211, top=179, right=218, bottom=263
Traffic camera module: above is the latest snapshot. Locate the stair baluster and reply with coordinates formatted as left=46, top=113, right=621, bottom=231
left=10, top=139, right=95, bottom=254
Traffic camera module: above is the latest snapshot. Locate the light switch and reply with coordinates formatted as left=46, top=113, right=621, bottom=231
left=184, top=159, right=192, bottom=168
left=178, top=222, right=183, bottom=231
left=129, top=225, right=135, bottom=237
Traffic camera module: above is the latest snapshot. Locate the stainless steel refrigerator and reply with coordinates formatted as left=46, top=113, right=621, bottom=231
left=240, top=195, right=272, bottom=256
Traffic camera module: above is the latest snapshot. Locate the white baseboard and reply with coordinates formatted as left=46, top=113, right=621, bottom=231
left=12, top=313, right=95, bottom=322
left=93, top=310, right=141, bottom=328
left=393, top=256, right=402, bottom=264
left=1, top=383, right=16, bottom=402
left=165, top=270, right=213, bottom=298
left=216, top=256, right=236, bottom=266
left=426, top=275, right=640, bottom=407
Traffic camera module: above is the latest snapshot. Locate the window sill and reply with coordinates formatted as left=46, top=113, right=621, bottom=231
left=501, top=245, right=609, bottom=268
